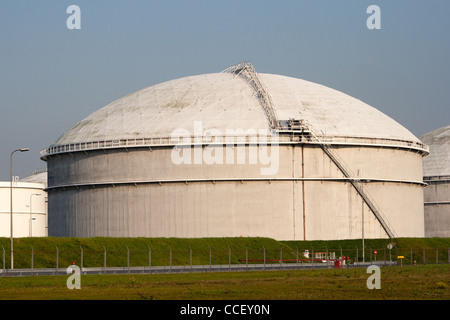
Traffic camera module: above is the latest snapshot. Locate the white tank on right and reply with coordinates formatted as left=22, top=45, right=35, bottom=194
left=420, top=125, right=450, bottom=237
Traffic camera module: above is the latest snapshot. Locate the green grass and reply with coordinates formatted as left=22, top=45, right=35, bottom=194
left=283, top=237, right=450, bottom=265
left=1, top=237, right=450, bottom=269
left=0, top=237, right=298, bottom=269
left=2, top=236, right=450, bottom=269
left=0, top=265, right=448, bottom=300
left=0, top=237, right=449, bottom=300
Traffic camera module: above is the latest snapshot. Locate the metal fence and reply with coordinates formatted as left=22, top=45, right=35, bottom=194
left=2, top=245, right=450, bottom=274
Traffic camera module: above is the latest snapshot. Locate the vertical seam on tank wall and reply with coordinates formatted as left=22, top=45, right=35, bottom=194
left=301, top=143, right=306, bottom=241
left=292, top=145, right=296, bottom=240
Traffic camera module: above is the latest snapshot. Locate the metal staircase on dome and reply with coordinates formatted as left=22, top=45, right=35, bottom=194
left=223, top=62, right=397, bottom=239
left=222, top=62, right=279, bottom=130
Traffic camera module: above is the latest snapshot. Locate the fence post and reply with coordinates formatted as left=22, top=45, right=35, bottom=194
left=312, top=247, right=314, bottom=269
left=31, top=246, right=34, bottom=271
left=169, top=246, right=172, bottom=272
left=2, top=245, right=5, bottom=274
left=148, top=246, right=151, bottom=269
left=103, top=246, right=106, bottom=274
left=356, top=246, right=358, bottom=266
left=189, top=246, right=192, bottom=272
left=263, top=246, right=266, bottom=270
left=228, top=246, right=231, bottom=271
left=245, top=246, right=248, bottom=268
left=410, top=248, right=413, bottom=266
left=280, top=247, right=283, bottom=268
left=55, top=245, right=59, bottom=271
left=80, top=245, right=83, bottom=273
left=208, top=246, right=211, bottom=271
left=296, top=246, right=299, bottom=267
left=423, top=247, right=426, bottom=264
left=126, top=245, right=130, bottom=273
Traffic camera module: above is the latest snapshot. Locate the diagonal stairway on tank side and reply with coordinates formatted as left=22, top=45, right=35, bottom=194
left=223, top=61, right=397, bottom=239
left=304, top=126, right=398, bottom=239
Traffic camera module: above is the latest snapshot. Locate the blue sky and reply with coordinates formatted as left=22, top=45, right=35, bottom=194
left=1, top=1, right=449, bottom=180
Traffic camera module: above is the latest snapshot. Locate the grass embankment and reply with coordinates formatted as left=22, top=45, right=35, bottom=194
left=0, top=265, right=448, bottom=300
left=0, top=237, right=449, bottom=300
left=283, top=237, right=450, bottom=265
left=0, top=236, right=449, bottom=269
left=0, top=237, right=296, bottom=269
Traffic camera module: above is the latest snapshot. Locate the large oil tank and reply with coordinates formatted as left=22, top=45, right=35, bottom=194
left=420, top=125, right=450, bottom=237
left=41, top=63, right=428, bottom=240
left=0, top=178, right=47, bottom=238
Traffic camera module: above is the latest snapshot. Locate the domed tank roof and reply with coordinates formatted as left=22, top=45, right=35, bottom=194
left=52, top=71, right=423, bottom=149
left=20, top=170, right=48, bottom=188
left=420, top=125, right=450, bottom=177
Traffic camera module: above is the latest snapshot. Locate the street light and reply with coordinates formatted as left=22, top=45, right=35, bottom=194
left=29, top=193, right=41, bottom=237
left=360, top=178, right=371, bottom=263
left=10, top=148, right=29, bottom=269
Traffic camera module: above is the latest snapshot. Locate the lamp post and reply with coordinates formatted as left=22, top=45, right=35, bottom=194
left=360, top=178, right=371, bottom=263
left=29, top=193, right=41, bottom=237
left=362, top=186, right=364, bottom=263
left=10, top=148, right=29, bottom=269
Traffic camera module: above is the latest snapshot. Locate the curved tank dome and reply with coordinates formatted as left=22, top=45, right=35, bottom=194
left=43, top=63, right=427, bottom=240
left=420, top=124, right=450, bottom=237
left=53, top=72, right=422, bottom=148
left=420, top=124, right=450, bottom=177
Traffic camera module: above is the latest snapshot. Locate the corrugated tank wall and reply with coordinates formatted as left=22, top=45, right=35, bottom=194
left=47, top=142, right=425, bottom=240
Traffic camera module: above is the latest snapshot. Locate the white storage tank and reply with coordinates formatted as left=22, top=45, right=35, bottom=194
left=420, top=125, right=450, bottom=237
left=41, top=63, right=428, bottom=240
left=0, top=177, right=47, bottom=238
